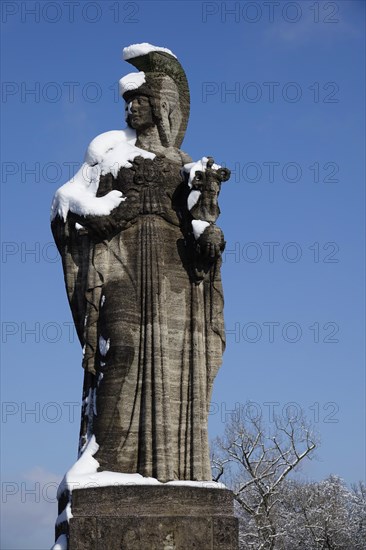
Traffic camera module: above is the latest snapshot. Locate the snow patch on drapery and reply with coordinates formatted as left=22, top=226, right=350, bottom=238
left=187, top=189, right=201, bottom=211
left=55, top=502, right=73, bottom=526
left=51, top=534, right=68, bottom=550
left=192, top=220, right=210, bottom=240
left=57, top=436, right=100, bottom=498
left=99, top=335, right=110, bottom=357
left=82, top=388, right=93, bottom=419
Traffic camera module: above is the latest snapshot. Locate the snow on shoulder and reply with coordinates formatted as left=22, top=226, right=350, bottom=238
left=123, top=42, right=176, bottom=60
left=50, top=127, right=155, bottom=222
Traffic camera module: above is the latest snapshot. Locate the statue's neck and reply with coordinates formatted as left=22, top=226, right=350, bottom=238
left=135, top=126, right=163, bottom=153
left=135, top=125, right=184, bottom=165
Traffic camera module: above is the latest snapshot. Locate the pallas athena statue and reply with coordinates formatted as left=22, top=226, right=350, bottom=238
left=51, top=43, right=230, bottom=485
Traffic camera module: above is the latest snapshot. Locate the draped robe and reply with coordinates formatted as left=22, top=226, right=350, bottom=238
left=52, top=154, right=225, bottom=482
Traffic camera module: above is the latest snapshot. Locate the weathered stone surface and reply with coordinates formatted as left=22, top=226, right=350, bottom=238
left=68, top=486, right=238, bottom=550
left=68, top=517, right=97, bottom=550
left=52, top=44, right=230, bottom=482
left=72, top=485, right=235, bottom=517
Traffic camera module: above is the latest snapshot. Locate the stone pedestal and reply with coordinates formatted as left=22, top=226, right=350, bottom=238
left=65, top=485, right=238, bottom=549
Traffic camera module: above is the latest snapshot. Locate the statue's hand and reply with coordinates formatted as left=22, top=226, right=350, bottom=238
left=197, top=224, right=225, bottom=259
left=73, top=213, right=118, bottom=239
left=71, top=191, right=125, bottom=239
left=70, top=191, right=123, bottom=239
left=97, top=190, right=124, bottom=212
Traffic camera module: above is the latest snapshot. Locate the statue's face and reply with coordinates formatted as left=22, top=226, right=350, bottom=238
left=126, top=95, right=154, bottom=131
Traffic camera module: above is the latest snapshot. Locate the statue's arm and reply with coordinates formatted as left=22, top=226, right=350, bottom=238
left=195, top=224, right=226, bottom=260
left=67, top=209, right=123, bottom=241
left=65, top=171, right=133, bottom=240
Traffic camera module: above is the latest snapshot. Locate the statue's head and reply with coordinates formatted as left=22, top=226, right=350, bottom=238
left=119, top=44, right=190, bottom=148
left=125, top=94, right=155, bottom=132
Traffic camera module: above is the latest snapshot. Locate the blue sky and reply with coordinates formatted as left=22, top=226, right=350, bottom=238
left=1, top=1, right=365, bottom=548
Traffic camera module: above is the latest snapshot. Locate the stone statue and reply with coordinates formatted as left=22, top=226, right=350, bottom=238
left=51, top=43, right=230, bottom=483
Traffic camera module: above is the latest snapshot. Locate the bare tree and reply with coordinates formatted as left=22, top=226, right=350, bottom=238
left=212, top=407, right=365, bottom=550
left=211, top=405, right=317, bottom=550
